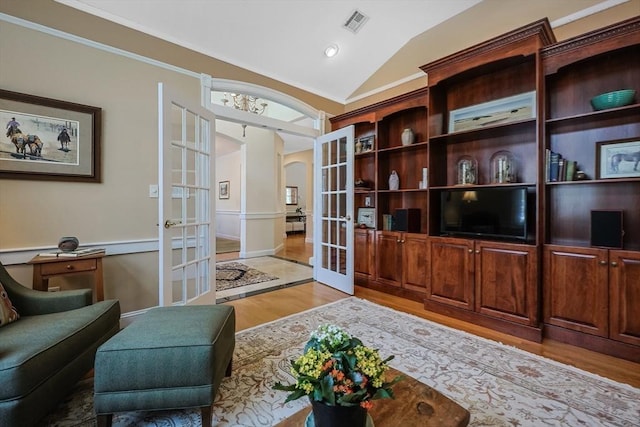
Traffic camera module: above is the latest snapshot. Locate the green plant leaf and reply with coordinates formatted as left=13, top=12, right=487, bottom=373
left=283, top=388, right=307, bottom=403
left=272, top=382, right=297, bottom=392
left=320, top=375, right=335, bottom=405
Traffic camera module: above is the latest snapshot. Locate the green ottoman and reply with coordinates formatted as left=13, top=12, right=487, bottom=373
left=93, top=305, right=235, bottom=427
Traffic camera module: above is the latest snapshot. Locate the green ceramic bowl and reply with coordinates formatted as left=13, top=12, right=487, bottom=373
left=590, top=89, right=636, bottom=111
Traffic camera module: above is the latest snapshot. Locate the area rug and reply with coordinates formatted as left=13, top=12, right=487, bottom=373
left=216, top=262, right=278, bottom=291
left=41, top=297, right=639, bottom=426
left=215, top=257, right=313, bottom=303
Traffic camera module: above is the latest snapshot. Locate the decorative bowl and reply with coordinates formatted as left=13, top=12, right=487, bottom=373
left=590, top=89, right=636, bottom=111
left=58, top=236, right=79, bottom=252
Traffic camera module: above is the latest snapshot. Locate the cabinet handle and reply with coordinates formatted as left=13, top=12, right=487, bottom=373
left=400, top=240, right=405, bottom=243
left=611, top=261, right=618, bottom=267
left=468, top=248, right=473, bottom=253
left=599, top=260, right=607, bottom=265
left=396, top=240, right=401, bottom=243
left=66, top=265, right=73, bottom=270
left=475, top=250, right=480, bottom=254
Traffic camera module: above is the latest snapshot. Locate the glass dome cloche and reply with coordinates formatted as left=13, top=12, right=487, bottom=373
left=490, top=150, right=517, bottom=184
left=457, top=155, right=478, bottom=185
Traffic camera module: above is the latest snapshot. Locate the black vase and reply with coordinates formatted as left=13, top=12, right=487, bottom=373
left=311, top=400, right=368, bottom=427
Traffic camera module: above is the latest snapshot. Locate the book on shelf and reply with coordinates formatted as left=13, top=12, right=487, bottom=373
left=38, top=247, right=106, bottom=258
left=565, top=160, right=577, bottom=181
left=549, top=151, right=561, bottom=182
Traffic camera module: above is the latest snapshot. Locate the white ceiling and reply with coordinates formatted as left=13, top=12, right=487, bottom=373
left=55, top=0, right=482, bottom=103
left=53, top=0, right=632, bottom=155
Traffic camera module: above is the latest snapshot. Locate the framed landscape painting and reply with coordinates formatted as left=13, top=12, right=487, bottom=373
left=448, top=91, right=536, bottom=133
left=0, top=89, right=101, bottom=182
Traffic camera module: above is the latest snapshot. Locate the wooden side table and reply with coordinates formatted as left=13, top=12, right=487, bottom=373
left=28, top=253, right=105, bottom=301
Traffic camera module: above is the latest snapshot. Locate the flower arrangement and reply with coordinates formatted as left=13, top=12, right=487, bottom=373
left=273, top=324, right=401, bottom=409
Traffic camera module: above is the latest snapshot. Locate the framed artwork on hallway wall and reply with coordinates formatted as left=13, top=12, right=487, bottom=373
left=0, top=89, right=101, bottom=182
left=219, top=180, right=230, bottom=199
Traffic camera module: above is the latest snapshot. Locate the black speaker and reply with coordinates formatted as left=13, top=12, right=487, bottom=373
left=394, top=208, right=421, bottom=233
left=590, top=210, right=623, bottom=248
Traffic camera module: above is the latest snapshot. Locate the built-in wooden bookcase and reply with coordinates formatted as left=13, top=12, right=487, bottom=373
left=419, top=19, right=555, bottom=341
left=541, top=17, right=640, bottom=360
left=330, top=17, right=640, bottom=359
left=422, top=19, right=555, bottom=243
left=542, top=17, right=640, bottom=250
left=330, top=88, right=429, bottom=298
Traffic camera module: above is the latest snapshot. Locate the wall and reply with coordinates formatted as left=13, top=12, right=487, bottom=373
left=0, top=18, right=207, bottom=314
left=284, top=149, right=314, bottom=243
left=216, top=150, right=242, bottom=239
left=241, top=130, right=285, bottom=257
left=285, top=162, right=306, bottom=213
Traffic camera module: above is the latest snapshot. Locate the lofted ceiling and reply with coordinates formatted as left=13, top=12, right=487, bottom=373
left=54, top=0, right=482, bottom=103
left=53, top=0, right=634, bottom=154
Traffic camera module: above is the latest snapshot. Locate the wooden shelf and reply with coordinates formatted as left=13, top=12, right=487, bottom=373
left=430, top=182, right=536, bottom=190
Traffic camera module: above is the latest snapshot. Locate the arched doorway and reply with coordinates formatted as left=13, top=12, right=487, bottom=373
left=201, top=76, right=323, bottom=259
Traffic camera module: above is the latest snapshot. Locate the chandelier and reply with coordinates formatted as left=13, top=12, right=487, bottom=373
left=221, top=93, right=267, bottom=137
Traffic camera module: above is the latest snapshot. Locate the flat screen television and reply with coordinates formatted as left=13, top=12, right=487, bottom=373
left=440, top=186, right=528, bottom=242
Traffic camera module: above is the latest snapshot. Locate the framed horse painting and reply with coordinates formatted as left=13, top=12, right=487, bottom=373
left=0, top=89, right=101, bottom=182
left=597, top=138, right=640, bottom=179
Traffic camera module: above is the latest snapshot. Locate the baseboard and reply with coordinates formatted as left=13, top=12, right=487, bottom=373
left=544, top=324, right=639, bottom=363
left=423, top=299, right=543, bottom=343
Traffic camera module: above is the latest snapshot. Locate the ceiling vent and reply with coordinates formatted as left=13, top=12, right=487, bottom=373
left=343, top=10, right=369, bottom=34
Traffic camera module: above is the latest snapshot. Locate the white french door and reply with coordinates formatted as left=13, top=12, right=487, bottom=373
left=314, top=126, right=355, bottom=294
left=158, top=82, right=216, bottom=306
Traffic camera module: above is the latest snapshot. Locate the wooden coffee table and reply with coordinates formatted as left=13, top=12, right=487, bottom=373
left=275, top=368, right=470, bottom=427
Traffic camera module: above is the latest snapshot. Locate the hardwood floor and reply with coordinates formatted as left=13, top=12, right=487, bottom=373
left=221, top=234, right=640, bottom=388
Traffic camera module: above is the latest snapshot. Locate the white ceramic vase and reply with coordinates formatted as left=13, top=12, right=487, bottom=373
left=389, top=170, right=400, bottom=190
left=401, top=128, right=414, bottom=146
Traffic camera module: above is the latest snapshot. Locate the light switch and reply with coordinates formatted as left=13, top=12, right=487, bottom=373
left=149, top=184, right=159, bottom=198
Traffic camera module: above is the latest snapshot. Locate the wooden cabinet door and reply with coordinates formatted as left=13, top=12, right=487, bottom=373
left=354, top=229, right=375, bottom=280
left=428, top=237, right=474, bottom=310
left=609, top=250, right=640, bottom=346
left=376, top=231, right=402, bottom=287
left=543, top=245, right=609, bottom=337
left=475, top=241, right=538, bottom=326
left=402, top=233, right=428, bottom=293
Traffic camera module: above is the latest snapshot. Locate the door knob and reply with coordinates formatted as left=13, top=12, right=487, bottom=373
left=164, top=220, right=181, bottom=228
left=339, top=215, right=352, bottom=221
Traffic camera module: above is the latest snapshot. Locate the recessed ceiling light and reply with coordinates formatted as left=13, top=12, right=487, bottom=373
left=324, top=44, right=339, bottom=58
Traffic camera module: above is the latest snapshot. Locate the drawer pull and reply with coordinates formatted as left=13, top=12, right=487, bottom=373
left=66, top=265, right=73, bottom=270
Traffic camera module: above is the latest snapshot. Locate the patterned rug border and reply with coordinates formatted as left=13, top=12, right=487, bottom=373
left=239, top=296, right=638, bottom=392
left=345, top=298, right=639, bottom=392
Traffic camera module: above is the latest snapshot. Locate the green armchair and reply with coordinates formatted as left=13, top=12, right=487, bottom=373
left=0, top=261, right=121, bottom=427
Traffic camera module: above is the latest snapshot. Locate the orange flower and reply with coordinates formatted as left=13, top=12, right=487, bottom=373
left=360, top=400, right=373, bottom=410
left=331, top=369, right=345, bottom=381
left=322, top=359, right=334, bottom=370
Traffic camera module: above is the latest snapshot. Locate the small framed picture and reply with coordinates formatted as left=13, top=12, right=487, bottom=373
left=219, top=180, right=230, bottom=199
left=597, top=138, right=640, bottom=179
left=357, top=207, right=376, bottom=229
